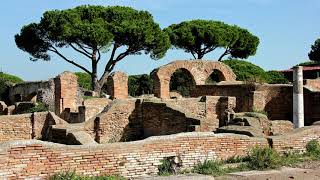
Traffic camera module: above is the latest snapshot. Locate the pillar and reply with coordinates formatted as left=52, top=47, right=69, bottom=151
left=293, top=66, right=304, bottom=128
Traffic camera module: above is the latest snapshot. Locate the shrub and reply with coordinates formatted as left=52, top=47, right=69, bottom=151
left=246, top=147, right=282, bottom=170
left=74, top=72, right=92, bottom=90
left=21, top=102, right=48, bottom=114
left=192, top=160, right=226, bottom=176
left=266, top=71, right=289, bottom=84
left=306, top=140, right=320, bottom=159
left=158, top=158, right=175, bottom=176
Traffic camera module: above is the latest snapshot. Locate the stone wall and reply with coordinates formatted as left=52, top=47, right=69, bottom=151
left=0, top=112, right=50, bottom=142
left=107, top=72, right=128, bottom=100
left=0, top=133, right=268, bottom=179
left=8, top=80, right=55, bottom=111
left=269, top=120, right=294, bottom=135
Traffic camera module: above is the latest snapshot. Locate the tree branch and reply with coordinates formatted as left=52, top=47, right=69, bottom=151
left=69, top=43, right=92, bottom=59
left=74, top=42, right=92, bottom=55
left=48, top=46, right=91, bottom=74
left=190, top=50, right=197, bottom=59
left=218, top=47, right=230, bottom=61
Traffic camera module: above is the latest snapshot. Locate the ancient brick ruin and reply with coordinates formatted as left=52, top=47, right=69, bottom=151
left=0, top=60, right=320, bottom=178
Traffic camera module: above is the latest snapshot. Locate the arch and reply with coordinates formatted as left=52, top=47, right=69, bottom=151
left=152, top=60, right=236, bottom=99
left=169, top=68, right=196, bottom=97
left=205, top=69, right=226, bottom=85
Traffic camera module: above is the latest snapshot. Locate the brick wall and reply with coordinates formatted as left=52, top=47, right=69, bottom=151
left=269, top=126, right=320, bottom=153
left=54, top=72, right=79, bottom=116
left=269, top=120, right=294, bottom=135
left=107, top=72, right=128, bottom=100
left=85, top=99, right=142, bottom=143
left=191, top=84, right=251, bottom=112
left=0, top=133, right=268, bottom=179
left=0, top=112, right=49, bottom=142
left=191, top=84, right=320, bottom=124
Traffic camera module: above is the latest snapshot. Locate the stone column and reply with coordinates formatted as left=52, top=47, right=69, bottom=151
left=293, top=66, right=304, bottom=128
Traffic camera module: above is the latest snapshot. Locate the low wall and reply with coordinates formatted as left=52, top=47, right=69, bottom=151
left=1, top=126, right=320, bottom=178
left=0, top=132, right=268, bottom=179
left=0, top=112, right=52, bottom=142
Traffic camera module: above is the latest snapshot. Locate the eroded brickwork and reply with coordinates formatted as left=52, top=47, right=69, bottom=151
left=107, top=72, right=128, bottom=100
left=152, top=60, right=236, bottom=99
left=0, top=112, right=50, bottom=142
left=54, top=72, right=79, bottom=116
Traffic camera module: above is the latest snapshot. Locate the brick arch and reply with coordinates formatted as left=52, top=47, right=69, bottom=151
left=152, top=60, right=236, bottom=99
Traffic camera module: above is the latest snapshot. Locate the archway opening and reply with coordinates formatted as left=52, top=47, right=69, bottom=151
left=205, top=69, right=226, bottom=85
left=169, top=68, right=196, bottom=97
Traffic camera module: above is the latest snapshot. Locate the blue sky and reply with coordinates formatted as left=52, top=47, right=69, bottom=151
left=0, top=0, right=319, bottom=81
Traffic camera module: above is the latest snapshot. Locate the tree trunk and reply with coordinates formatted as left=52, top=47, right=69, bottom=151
left=91, top=50, right=101, bottom=95
left=197, top=53, right=204, bottom=59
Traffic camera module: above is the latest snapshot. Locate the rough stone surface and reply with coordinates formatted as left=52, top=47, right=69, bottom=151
left=152, top=60, right=236, bottom=99
left=8, top=79, right=55, bottom=111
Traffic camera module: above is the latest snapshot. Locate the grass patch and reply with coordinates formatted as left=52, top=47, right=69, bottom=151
left=50, top=171, right=125, bottom=180
left=246, top=147, right=282, bottom=170
left=22, top=102, right=48, bottom=114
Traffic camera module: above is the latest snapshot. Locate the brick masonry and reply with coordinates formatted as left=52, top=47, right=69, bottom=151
left=0, top=126, right=320, bottom=179
left=0, top=112, right=51, bottom=142
left=191, top=83, right=320, bottom=124
left=0, top=132, right=268, bottom=179
left=107, top=71, right=128, bottom=100
left=54, top=72, right=79, bottom=116
left=152, top=60, right=236, bottom=99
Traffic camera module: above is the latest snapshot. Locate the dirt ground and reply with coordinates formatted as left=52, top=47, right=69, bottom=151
left=137, top=161, right=320, bottom=180
left=216, top=160, right=320, bottom=180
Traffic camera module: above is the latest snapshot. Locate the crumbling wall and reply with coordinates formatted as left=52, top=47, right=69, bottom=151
left=0, top=112, right=51, bottom=142
left=152, top=60, right=236, bottom=99
left=54, top=72, right=80, bottom=116
left=8, top=80, right=55, bottom=111
left=107, top=71, right=128, bottom=100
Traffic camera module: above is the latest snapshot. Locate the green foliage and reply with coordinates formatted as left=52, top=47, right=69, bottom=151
left=306, top=140, right=320, bottom=159
left=50, top=171, right=124, bottom=180
left=169, top=69, right=195, bottom=97
left=192, top=160, right=226, bottom=176
left=158, top=158, right=175, bottom=176
left=15, top=5, right=170, bottom=91
left=308, top=39, right=320, bottom=62
left=0, top=72, right=23, bottom=101
left=266, top=71, right=289, bottom=84
left=165, top=20, right=259, bottom=60
left=21, top=102, right=48, bottom=114
left=223, top=59, right=268, bottom=82
left=297, top=61, right=320, bottom=66
left=246, top=147, right=282, bottom=170
left=75, top=72, right=92, bottom=90
left=128, top=74, right=153, bottom=97
left=0, top=72, right=23, bottom=84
